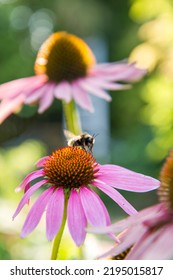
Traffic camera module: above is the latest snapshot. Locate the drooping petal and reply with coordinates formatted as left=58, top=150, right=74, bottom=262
left=54, top=81, right=72, bottom=103
left=0, top=83, right=22, bottom=100
left=78, top=79, right=112, bottom=101
left=80, top=186, right=110, bottom=227
left=24, top=182, right=31, bottom=194
left=15, top=169, right=44, bottom=192
left=98, top=224, right=145, bottom=259
left=88, top=214, right=136, bottom=235
left=93, top=61, right=129, bottom=71
left=82, top=77, right=131, bottom=91
left=92, top=62, right=129, bottom=74
left=71, top=82, right=94, bottom=112
left=0, top=95, right=25, bottom=124
left=67, top=189, right=87, bottom=246
left=93, top=63, right=146, bottom=82
left=24, top=75, right=47, bottom=97
left=23, top=183, right=31, bottom=204
left=97, top=164, right=160, bottom=192
left=89, top=190, right=120, bottom=243
left=13, top=179, right=48, bottom=219
left=127, top=224, right=173, bottom=260
left=0, top=76, right=43, bottom=99
left=121, top=65, right=147, bottom=82
left=88, top=203, right=164, bottom=235
left=93, top=180, right=137, bottom=215
left=139, top=224, right=173, bottom=260
left=46, top=187, right=64, bottom=241
left=25, top=83, right=48, bottom=104
left=125, top=227, right=158, bottom=260
left=35, top=156, right=49, bottom=167
left=38, top=83, right=56, bottom=113
left=21, top=187, right=54, bottom=238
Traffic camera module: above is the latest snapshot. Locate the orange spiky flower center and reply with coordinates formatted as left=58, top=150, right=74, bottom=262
left=158, top=149, right=173, bottom=212
left=34, top=31, right=96, bottom=83
left=43, top=146, right=97, bottom=189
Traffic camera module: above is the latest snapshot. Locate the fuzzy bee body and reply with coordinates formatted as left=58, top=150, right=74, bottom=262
left=64, top=130, right=95, bottom=153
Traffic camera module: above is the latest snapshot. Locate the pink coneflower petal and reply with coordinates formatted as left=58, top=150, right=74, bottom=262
left=93, top=63, right=146, bottom=82
left=35, top=156, right=50, bottom=167
left=0, top=80, right=24, bottom=99
left=25, top=83, right=48, bottom=104
left=38, top=83, right=56, bottom=113
left=90, top=190, right=120, bottom=243
left=78, top=79, right=112, bottom=101
left=24, top=75, right=47, bottom=96
left=46, top=187, right=64, bottom=241
left=67, top=189, right=87, bottom=246
left=97, top=164, right=160, bottom=192
left=110, top=65, right=144, bottom=81
left=15, top=169, right=44, bottom=192
left=126, top=224, right=173, bottom=260
left=24, top=183, right=30, bottom=194
left=0, top=76, right=39, bottom=99
left=93, top=180, right=137, bottom=215
left=137, top=224, right=173, bottom=260
left=13, top=179, right=48, bottom=219
left=54, top=81, right=72, bottom=103
left=23, top=182, right=31, bottom=205
left=125, top=227, right=159, bottom=260
left=0, top=88, right=22, bottom=100
left=89, top=203, right=164, bottom=236
left=72, top=82, right=94, bottom=112
left=88, top=215, right=137, bottom=235
left=122, top=66, right=147, bottom=82
left=80, top=187, right=110, bottom=227
left=98, top=225, right=143, bottom=259
left=21, top=187, right=54, bottom=238
left=82, top=77, right=131, bottom=91
left=92, top=62, right=130, bottom=73
left=129, top=203, right=164, bottom=225
left=0, top=95, right=25, bottom=124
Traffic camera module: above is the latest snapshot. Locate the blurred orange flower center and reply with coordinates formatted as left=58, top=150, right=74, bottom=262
left=43, top=146, right=97, bottom=188
left=34, top=31, right=96, bottom=83
left=158, top=149, right=173, bottom=211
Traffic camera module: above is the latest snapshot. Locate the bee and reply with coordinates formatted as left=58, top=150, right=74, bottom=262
left=64, top=130, right=96, bottom=153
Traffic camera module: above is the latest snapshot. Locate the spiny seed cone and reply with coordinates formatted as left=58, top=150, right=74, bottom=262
left=43, top=146, right=98, bottom=189
left=35, top=31, right=96, bottom=83
left=158, top=149, right=173, bottom=211
left=110, top=247, right=132, bottom=260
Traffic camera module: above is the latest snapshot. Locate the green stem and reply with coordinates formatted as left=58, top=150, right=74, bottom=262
left=51, top=193, right=68, bottom=260
left=63, top=100, right=82, bottom=134
left=78, top=246, right=84, bottom=260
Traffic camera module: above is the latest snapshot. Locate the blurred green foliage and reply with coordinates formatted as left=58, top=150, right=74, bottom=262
left=0, top=0, right=173, bottom=259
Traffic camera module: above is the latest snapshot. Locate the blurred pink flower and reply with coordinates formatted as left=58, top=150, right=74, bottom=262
left=91, top=203, right=173, bottom=260
left=0, top=31, right=146, bottom=123
left=13, top=146, right=159, bottom=246
left=90, top=149, right=173, bottom=260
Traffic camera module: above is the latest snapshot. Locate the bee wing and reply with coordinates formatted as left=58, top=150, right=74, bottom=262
left=63, top=129, right=76, bottom=140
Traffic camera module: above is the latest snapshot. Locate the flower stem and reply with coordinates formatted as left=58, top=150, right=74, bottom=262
left=51, top=193, right=68, bottom=260
left=63, top=100, right=82, bottom=134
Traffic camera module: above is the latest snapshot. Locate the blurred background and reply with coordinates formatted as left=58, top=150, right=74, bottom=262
left=1, top=0, right=173, bottom=259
